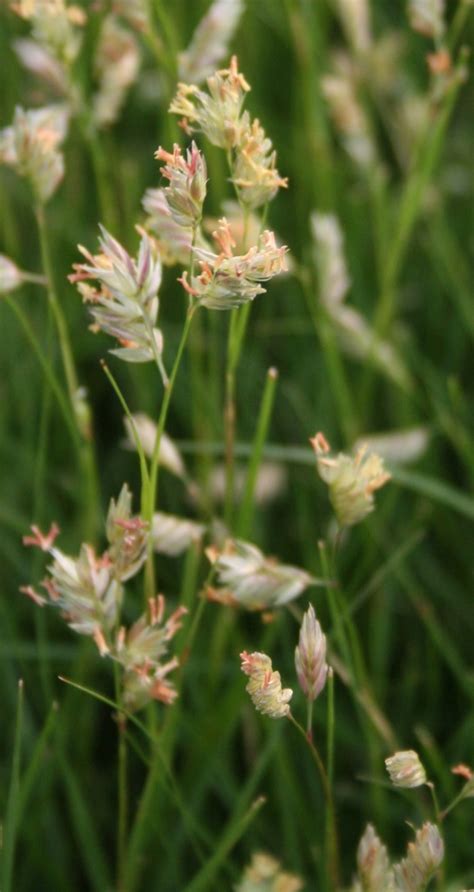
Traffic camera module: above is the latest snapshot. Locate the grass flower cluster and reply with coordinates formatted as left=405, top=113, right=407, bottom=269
left=1, top=1, right=473, bottom=890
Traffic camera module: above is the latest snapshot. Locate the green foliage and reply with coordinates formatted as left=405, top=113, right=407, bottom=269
left=1, top=1, right=473, bottom=890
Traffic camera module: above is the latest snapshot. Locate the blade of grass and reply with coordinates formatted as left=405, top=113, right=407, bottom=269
left=2, top=679, right=24, bottom=892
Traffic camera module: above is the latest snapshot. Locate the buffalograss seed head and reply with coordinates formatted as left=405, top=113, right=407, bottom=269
left=206, top=539, right=316, bottom=610
left=169, top=55, right=250, bottom=149
left=355, top=824, right=395, bottom=891
left=393, top=823, right=444, bottom=891
left=69, top=225, right=164, bottom=363
left=155, top=142, right=207, bottom=228
left=180, top=219, right=288, bottom=309
left=294, top=604, right=328, bottom=702
left=385, top=750, right=427, bottom=788
left=311, top=432, right=391, bottom=528
left=240, top=651, right=293, bottom=719
left=236, top=851, right=303, bottom=892
left=0, top=104, right=68, bottom=202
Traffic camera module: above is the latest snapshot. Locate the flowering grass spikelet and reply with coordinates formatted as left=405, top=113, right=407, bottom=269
left=93, top=15, right=140, bottom=128
left=69, top=225, right=164, bottom=364
left=408, top=0, right=445, bottom=39
left=336, top=0, right=372, bottom=54
left=355, top=824, right=395, bottom=891
left=385, top=750, right=427, bottom=788
left=231, top=116, right=288, bottom=209
left=142, top=187, right=197, bottom=266
left=105, top=484, right=148, bottom=581
left=311, top=212, right=409, bottom=389
left=180, top=218, right=288, bottom=310
left=152, top=512, right=206, bottom=557
left=11, top=0, right=85, bottom=68
left=0, top=104, right=68, bottom=202
left=155, top=142, right=207, bottom=228
left=178, top=0, right=244, bottom=85
left=236, top=851, right=303, bottom=892
left=393, top=823, right=444, bottom=891
left=170, top=54, right=250, bottom=149
left=122, top=414, right=186, bottom=478
left=206, top=539, right=316, bottom=610
left=0, top=256, right=23, bottom=293
left=240, top=651, right=293, bottom=719
left=322, top=54, right=376, bottom=168
left=311, top=432, right=391, bottom=527
left=295, top=604, right=328, bottom=702
left=115, top=595, right=187, bottom=712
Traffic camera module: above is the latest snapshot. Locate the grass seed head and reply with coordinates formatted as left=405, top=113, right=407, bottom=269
left=294, top=604, right=328, bottom=702
left=385, top=749, right=427, bottom=788
left=240, top=651, right=293, bottom=719
left=311, top=432, right=391, bottom=528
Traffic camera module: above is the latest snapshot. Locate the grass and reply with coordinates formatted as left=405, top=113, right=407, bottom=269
left=0, top=0, right=473, bottom=889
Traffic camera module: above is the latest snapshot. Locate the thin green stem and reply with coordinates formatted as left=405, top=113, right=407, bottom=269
left=144, top=304, right=197, bottom=598
left=35, top=204, right=78, bottom=402
left=288, top=712, right=339, bottom=889
left=117, top=715, right=128, bottom=892
left=100, top=361, right=151, bottom=515
left=2, top=679, right=24, bottom=892
left=326, top=667, right=335, bottom=790
left=237, top=366, right=279, bottom=538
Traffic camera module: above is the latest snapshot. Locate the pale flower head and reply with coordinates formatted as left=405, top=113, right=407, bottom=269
left=356, top=824, right=395, bottom=892
left=142, top=187, right=196, bottom=266
left=170, top=55, right=250, bottom=149
left=294, top=604, right=328, bottom=702
left=311, top=212, right=350, bottom=307
left=240, top=651, right=293, bottom=719
left=93, top=16, right=140, bottom=128
left=11, top=0, right=85, bottom=67
left=408, top=0, right=445, bottom=39
left=155, top=142, right=207, bottom=227
left=152, top=512, right=206, bottom=557
left=122, top=414, right=186, bottom=478
left=0, top=104, right=68, bottom=202
left=105, top=483, right=148, bottom=582
left=115, top=594, right=187, bottom=712
left=178, top=0, right=244, bottom=85
left=336, top=0, right=372, bottom=54
left=69, top=226, right=164, bottom=364
left=206, top=539, right=316, bottom=611
left=0, top=256, right=23, bottom=294
left=311, top=432, right=391, bottom=527
left=231, top=115, right=288, bottom=210
left=385, top=750, right=427, bottom=789
left=393, top=823, right=444, bottom=891
left=236, top=851, right=303, bottom=892
left=180, top=219, right=288, bottom=310
left=322, top=53, right=376, bottom=169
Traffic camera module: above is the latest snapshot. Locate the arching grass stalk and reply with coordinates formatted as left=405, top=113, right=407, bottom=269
left=288, top=711, right=339, bottom=890
left=144, top=301, right=198, bottom=600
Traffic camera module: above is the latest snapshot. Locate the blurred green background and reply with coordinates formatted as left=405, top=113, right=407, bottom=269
left=0, top=1, right=473, bottom=889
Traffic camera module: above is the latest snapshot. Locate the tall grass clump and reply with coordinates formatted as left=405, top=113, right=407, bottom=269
left=0, top=1, right=473, bottom=890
